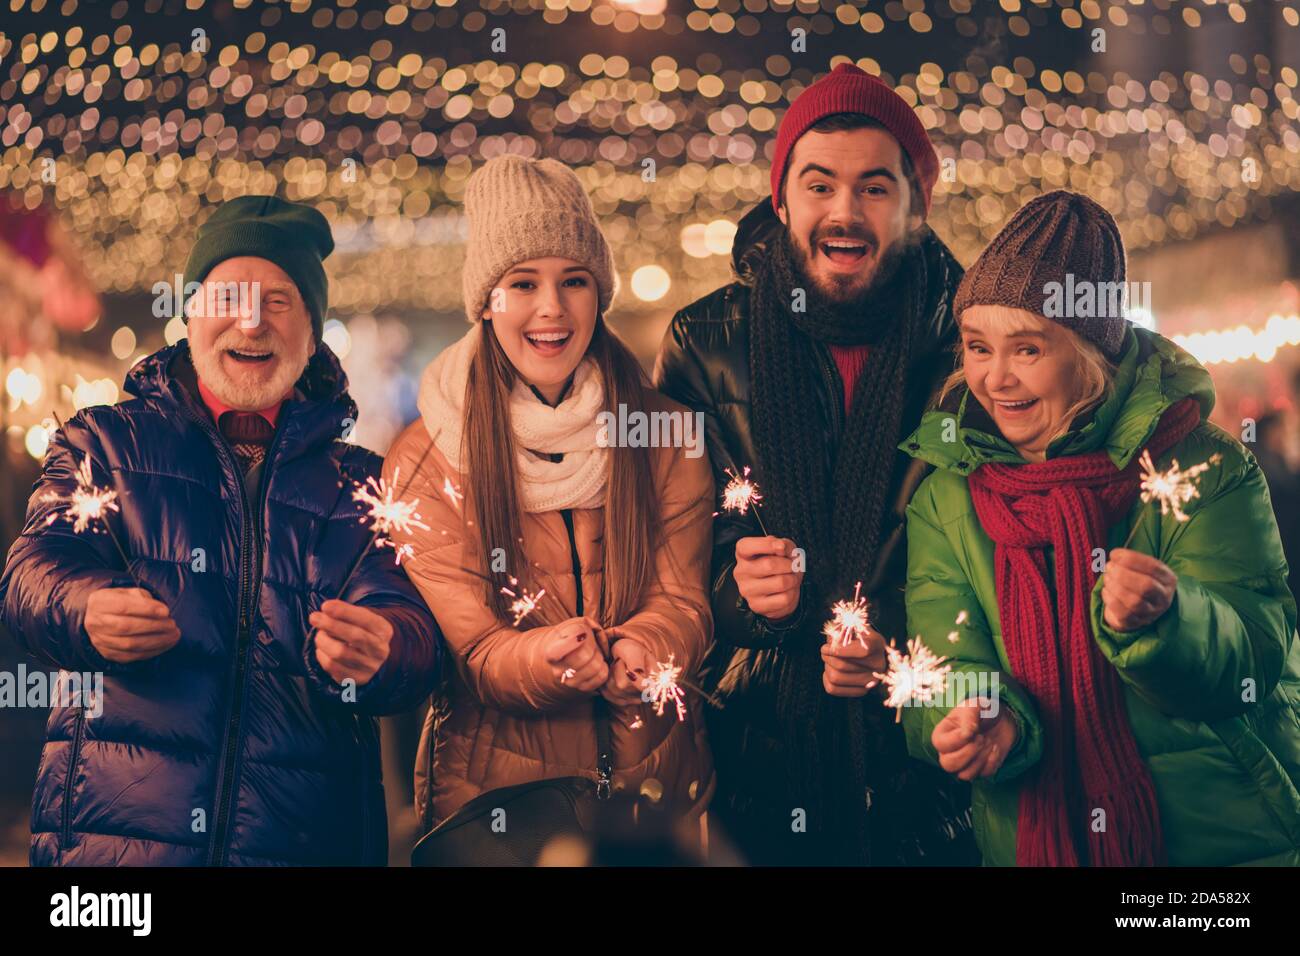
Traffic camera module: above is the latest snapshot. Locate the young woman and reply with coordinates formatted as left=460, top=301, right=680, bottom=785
left=899, top=191, right=1300, bottom=865
left=383, top=155, right=715, bottom=834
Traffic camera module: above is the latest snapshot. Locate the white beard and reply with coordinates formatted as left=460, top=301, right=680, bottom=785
left=190, top=335, right=311, bottom=410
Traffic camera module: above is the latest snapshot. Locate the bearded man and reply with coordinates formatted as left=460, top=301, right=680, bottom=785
left=1, top=196, right=441, bottom=865
left=655, top=64, right=975, bottom=865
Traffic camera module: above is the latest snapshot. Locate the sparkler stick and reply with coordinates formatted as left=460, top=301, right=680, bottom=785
left=1119, top=450, right=1223, bottom=551
left=873, top=637, right=952, bottom=724
left=718, top=466, right=770, bottom=537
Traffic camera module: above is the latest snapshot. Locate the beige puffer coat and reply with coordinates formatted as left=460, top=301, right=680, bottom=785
left=383, top=390, right=716, bottom=830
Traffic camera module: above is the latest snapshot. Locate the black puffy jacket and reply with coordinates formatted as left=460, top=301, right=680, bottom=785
left=653, top=201, right=968, bottom=863
left=0, top=342, right=441, bottom=866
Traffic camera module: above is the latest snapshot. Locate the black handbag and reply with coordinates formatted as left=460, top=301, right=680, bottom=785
left=410, top=698, right=616, bottom=867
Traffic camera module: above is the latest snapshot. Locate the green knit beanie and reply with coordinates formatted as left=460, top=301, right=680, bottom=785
left=182, top=195, right=334, bottom=340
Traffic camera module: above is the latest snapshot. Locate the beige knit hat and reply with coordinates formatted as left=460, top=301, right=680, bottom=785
left=461, top=155, right=619, bottom=324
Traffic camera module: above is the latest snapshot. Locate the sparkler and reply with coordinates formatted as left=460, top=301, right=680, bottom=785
left=458, top=563, right=569, bottom=627
left=345, top=469, right=431, bottom=574
left=717, top=466, right=770, bottom=536
left=500, top=576, right=548, bottom=627
left=874, top=637, right=952, bottom=723
left=822, top=581, right=872, bottom=651
left=40, top=454, right=139, bottom=583
left=331, top=436, right=438, bottom=601
left=353, top=469, right=432, bottom=541
left=1119, top=450, right=1224, bottom=550
left=639, top=654, right=688, bottom=722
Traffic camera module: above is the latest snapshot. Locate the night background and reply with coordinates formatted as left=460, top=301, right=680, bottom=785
left=2, top=0, right=1299, bottom=865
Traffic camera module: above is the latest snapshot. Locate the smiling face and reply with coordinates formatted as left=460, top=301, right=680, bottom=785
left=959, top=306, right=1101, bottom=462
left=777, top=126, right=922, bottom=304
left=482, top=256, right=599, bottom=403
left=187, top=256, right=315, bottom=411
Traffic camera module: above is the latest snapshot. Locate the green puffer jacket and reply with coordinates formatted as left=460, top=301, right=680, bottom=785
left=899, top=324, right=1300, bottom=866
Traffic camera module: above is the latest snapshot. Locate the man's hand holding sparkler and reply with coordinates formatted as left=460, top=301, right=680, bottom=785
left=821, top=627, right=887, bottom=697
left=932, top=697, right=1018, bottom=782
left=85, top=587, right=181, bottom=663
left=819, top=581, right=885, bottom=697
left=1101, top=548, right=1177, bottom=632
left=733, top=536, right=803, bottom=621
left=309, top=599, right=394, bottom=686
left=543, top=616, right=609, bottom=692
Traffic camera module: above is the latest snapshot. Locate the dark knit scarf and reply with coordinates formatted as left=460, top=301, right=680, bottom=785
left=749, top=227, right=931, bottom=859
left=966, top=396, right=1200, bottom=866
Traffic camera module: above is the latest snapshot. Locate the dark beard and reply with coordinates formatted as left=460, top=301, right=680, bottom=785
left=790, top=230, right=915, bottom=316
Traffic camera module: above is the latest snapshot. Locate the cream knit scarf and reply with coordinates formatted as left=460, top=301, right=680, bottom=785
left=416, top=326, right=609, bottom=513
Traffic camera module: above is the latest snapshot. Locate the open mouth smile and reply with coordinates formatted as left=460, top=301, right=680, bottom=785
left=818, top=238, right=872, bottom=268
left=522, top=329, right=572, bottom=356
left=994, top=397, right=1039, bottom=414
left=226, top=349, right=275, bottom=365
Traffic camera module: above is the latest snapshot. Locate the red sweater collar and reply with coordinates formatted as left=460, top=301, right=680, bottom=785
left=196, top=378, right=288, bottom=429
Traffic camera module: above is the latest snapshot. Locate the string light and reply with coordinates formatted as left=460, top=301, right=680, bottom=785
left=2, top=1, right=1296, bottom=320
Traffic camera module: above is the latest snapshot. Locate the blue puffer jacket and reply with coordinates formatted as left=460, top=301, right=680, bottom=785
left=0, top=341, right=441, bottom=866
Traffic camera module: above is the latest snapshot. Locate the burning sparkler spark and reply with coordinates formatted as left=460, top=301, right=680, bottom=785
left=501, top=577, right=547, bottom=627
left=40, top=454, right=139, bottom=584
left=822, top=581, right=873, bottom=650
left=718, top=466, right=770, bottom=535
left=42, top=455, right=119, bottom=534
left=874, top=637, right=952, bottom=723
left=1120, top=450, right=1224, bottom=550
left=639, top=654, right=688, bottom=722
left=1137, top=450, right=1223, bottom=522
left=353, top=469, right=431, bottom=540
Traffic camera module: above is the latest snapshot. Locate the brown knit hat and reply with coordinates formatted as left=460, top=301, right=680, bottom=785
left=461, top=155, right=619, bottom=324
left=952, top=190, right=1129, bottom=358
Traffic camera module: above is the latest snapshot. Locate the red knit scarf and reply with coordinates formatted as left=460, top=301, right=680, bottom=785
left=965, top=396, right=1200, bottom=866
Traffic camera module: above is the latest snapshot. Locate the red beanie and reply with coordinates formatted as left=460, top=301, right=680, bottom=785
left=770, top=63, right=939, bottom=217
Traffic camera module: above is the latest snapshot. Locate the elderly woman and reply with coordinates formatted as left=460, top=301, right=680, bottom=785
left=899, top=191, right=1300, bottom=866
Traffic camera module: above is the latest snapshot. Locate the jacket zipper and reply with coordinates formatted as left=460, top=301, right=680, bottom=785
left=181, top=400, right=280, bottom=866
left=60, top=707, right=86, bottom=849
left=559, top=509, right=611, bottom=797
left=814, top=339, right=845, bottom=440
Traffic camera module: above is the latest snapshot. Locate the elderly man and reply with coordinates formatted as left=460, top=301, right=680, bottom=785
left=0, top=196, right=441, bottom=866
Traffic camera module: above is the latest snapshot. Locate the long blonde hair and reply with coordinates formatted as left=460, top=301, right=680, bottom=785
left=461, top=316, right=661, bottom=627
left=939, top=305, right=1116, bottom=444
